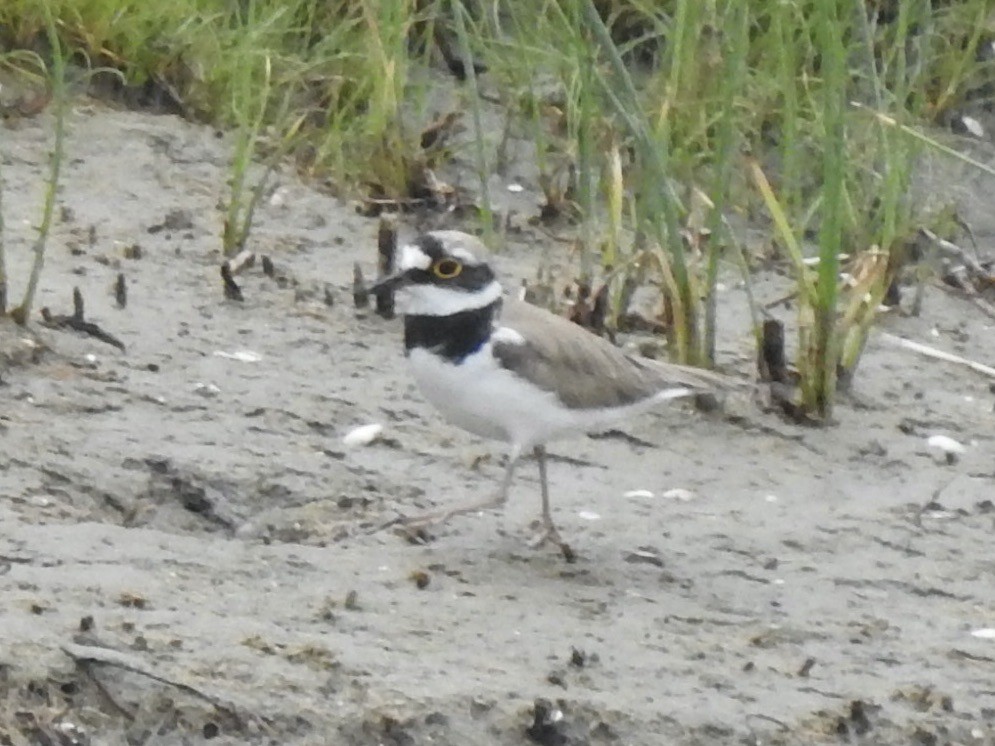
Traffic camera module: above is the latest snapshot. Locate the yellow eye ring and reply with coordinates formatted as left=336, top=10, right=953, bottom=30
left=433, top=259, right=462, bottom=279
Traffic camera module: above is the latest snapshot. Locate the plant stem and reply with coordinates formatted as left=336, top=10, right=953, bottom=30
left=224, top=3, right=273, bottom=257
left=13, top=0, right=66, bottom=326
left=808, top=0, right=848, bottom=417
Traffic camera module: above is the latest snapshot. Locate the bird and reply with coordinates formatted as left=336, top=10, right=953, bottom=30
left=372, top=230, right=733, bottom=559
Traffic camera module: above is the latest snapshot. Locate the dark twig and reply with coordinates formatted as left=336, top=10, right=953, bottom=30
left=920, top=227, right=991, bottom=280
left=62, top=642, right=265, bottom=728
left=40, top=287, right=125, bottom=350
left=220, top=263, right=243, bottom=301
left=917, top=227, right=995, bottom=318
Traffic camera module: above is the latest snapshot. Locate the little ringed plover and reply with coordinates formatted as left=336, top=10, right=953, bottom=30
left=372, top=230, right=732, bottom=559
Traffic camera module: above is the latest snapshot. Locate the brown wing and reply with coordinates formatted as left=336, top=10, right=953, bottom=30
left=492, top=299, right=732, bottom=410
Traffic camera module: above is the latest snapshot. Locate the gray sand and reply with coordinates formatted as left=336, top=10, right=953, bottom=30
left=1, top=104, right=993, bottom=745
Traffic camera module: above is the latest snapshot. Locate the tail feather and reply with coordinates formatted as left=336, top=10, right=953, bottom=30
left=628, top=355, right=743, bottom=393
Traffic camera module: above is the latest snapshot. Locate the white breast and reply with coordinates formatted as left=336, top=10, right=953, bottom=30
left=408, top=345, right=682, bottom=449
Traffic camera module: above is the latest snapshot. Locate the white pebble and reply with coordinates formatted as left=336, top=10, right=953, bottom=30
left=623, top=489, right=654, bottom=499
left=959, top=115, right=985, bottom=138
left=506, top=183, right=524, bottom=193
left=193, top=382, right=221, bottom=398
left=213, top=349, right=262, bottom=363
left=342, top=423, right=383, bottom=447
left=764, top=494, right=778, bottom=503
left=578, top=510, right=601, bottom=521
left=970, top=628, right=995, bottom=639
left=269, top=186, right=290, bottom=207
left=927, top=435, right=965, bottom=455
left=662, top=488, right=695, bottom=501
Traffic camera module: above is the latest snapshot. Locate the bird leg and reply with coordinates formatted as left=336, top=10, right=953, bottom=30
left=379, top=446, right=522, bottom=534
left=528, top=445, right=575, bottom=562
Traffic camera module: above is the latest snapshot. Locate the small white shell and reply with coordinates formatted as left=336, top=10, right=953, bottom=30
left=927, top=435, right=966, bottom=455
left=506, top=183, right=525, bottom=193
left=342, top=423, right=383, bottom=447
left=970, top=628, right=995, bottom=639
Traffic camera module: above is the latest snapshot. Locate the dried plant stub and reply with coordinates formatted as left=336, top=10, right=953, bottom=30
left=114, top=273, right=127, bottom=308
left=375, top=216, right=397, bottom=319
left=353, top=263, right=369, bottom=309
left=220, top=263, right=243, bottom=301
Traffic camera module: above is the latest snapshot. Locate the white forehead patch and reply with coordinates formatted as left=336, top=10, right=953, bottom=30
left=399, top=243, right=432, bottom=271
left=449, top=245, right=478, bottom=263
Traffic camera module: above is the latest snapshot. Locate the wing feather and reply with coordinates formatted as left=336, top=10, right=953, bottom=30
left=491, top=299, right=732, bottom=410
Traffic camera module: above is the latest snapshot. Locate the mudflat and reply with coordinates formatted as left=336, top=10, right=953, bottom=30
left=1, top=104, right=993, bottom=745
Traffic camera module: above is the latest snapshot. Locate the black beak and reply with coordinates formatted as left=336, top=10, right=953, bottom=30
left=366, top=269, right=411, bottom=319
left=369, top=270, right=409, bottom=294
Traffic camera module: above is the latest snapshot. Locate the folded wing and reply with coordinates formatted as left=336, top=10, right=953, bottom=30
left=492, top=299, right=733, bottom=411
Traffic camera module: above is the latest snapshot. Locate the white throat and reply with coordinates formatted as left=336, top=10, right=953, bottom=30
left=398, top=279, right=503, bottom=316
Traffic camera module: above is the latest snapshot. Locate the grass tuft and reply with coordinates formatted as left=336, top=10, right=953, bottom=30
left=1, top=0, right=993, bottom=408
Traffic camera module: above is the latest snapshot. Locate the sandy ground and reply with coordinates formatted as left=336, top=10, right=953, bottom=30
left=1, top=102, right=994, bottom=746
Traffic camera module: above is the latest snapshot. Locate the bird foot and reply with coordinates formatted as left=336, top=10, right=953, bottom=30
left=528, top=522, right=576, bottom=563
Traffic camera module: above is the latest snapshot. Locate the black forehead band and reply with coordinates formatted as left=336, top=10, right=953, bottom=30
left=414, top=234, right=448, bottom=261
left=406, top=235, right=494, bottom=290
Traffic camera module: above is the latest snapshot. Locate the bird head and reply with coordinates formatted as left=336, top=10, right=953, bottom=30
left=371, top=231, right=503, bottom=316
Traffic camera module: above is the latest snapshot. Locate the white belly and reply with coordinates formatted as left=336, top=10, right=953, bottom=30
left=408, top=345, right=671, bottom=448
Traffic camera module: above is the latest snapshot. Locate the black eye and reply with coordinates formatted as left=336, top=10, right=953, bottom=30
left=433, top=259, right=462, bottom=279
